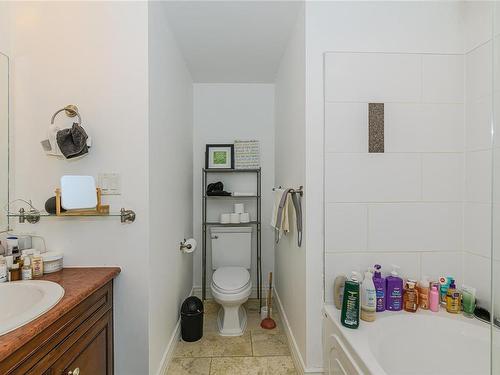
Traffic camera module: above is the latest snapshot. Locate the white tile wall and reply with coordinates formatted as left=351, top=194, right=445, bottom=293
left=420, top=252, right=463, bottom=287
left=324, top=53, right=421, bottom=103
left=463, top=252, right=491, bottom=306
left=464, top=1, right=493, bottom=53
left=325, top=103, right=367, bottom=152
left=466, top=97, right=493, bottom=151
left=422, top=153, right=463, bottom=201
left=323, top=48, right=493, bottom=308
left=465, top=149, right=492, bottom=203
left=464, top=203, right=492, bottom=258
left=368, top=203, right=462, bottom=252
left=385, top=103, right=464, bottom=152
left=422, top=54, right=464, bottom=103
left=465, top=41, right=493, bottom=102
left=325, top=203, right=367, bottom=251
left=325, top=153, right=421, bottom=202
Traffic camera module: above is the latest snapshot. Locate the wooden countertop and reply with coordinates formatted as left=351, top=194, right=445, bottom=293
left=0, top=267, right=120, bottom=362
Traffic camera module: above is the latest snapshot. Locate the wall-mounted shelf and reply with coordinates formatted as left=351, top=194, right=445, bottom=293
left=203, top=168, right=261, bottom=173
left=8, top=208, right=136, bottom=223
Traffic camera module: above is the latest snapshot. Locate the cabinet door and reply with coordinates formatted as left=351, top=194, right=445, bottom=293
left=51, top=311, right=113, bottom=375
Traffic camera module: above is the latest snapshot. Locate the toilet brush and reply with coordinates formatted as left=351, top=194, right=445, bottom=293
left=261, top=272, right=276, bottom=330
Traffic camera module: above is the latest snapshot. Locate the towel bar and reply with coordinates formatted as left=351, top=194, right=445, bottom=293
left=272, top=185, right=303, bottom=197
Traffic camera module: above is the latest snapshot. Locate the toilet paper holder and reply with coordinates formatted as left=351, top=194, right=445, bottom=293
left=180, top=238, right=197, bottom=253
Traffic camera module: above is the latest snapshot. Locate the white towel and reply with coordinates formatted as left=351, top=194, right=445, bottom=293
left=271, top=189, right=291, bottom=240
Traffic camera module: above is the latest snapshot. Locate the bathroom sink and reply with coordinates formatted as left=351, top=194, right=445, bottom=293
left=0, top=280, right=65, bottom=336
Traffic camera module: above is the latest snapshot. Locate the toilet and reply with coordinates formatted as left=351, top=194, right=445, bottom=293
left=210, top=226, right=252, bottom=336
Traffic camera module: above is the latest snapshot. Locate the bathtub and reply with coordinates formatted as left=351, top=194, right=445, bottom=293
left=323, top=304, right=491, bottom=375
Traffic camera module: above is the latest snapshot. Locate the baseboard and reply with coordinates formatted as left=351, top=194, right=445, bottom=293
left=156, top=287, right=194, bottom=375
left=274, top=289, right=324, bottom=375
left=192, top=286, right=261, bottom=300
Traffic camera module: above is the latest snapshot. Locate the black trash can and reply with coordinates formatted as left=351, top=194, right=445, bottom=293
left=181, top=296, right=204, bottom=342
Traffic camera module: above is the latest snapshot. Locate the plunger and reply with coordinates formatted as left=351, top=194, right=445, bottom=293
left=261, top=272, right=277, bottom=329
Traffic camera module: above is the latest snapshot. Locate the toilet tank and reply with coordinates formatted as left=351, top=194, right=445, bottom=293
left=211, top=226, right=252, bottom=269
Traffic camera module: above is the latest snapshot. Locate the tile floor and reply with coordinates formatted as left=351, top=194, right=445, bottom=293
left=167, top=299, right=297, bottom=375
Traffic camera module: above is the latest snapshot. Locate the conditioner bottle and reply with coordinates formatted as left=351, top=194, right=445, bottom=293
left=386, top=265, right=403, bottom=311
left=361, top=270, right=377, bottom=322
left=372, top=264, right=386, bottom=312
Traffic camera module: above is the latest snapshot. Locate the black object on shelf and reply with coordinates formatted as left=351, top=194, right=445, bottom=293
left=180, top=297, right=204, bottom=342
left=474, top=306, right=491, bottom=323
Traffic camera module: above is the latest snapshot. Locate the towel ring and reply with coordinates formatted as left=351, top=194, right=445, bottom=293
left=51, top=105, right=82, bottom=125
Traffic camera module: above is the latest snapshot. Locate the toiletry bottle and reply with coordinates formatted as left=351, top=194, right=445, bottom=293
left=372, top=264, right=386, bottom=312
left=341, top=271, right=360, bottom=329
left=31, top=252, right=44, bottom=278
left=446, top=280, right=461, bottom=314
left=439, top=276, right=453, bottom=305
left=418, top=276, right=430, bottom=310
left=21, top=256, right=32, bottom=280
left=403, top=280, right=419, bottom=313
left=334, top=274, right=347, bottom=310
left=461, top=285, right=476, bottom=318
left=386, top=265, right=403, bottom=311
left=0, top=256, right=7, bottom=283
left=9, top=263, right=21, bottom=281
left=361, top=270, right=377, bottom=322
left=429, top=285, right=440, bottom=312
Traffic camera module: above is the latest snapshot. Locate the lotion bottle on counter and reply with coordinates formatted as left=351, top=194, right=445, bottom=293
left=361, top=270, right=376, bottom=322
left=341, top=271, right=360, bottom=329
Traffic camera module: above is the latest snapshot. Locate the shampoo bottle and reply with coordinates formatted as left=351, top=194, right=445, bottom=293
left=386, top=265, right=403, bottom=311
left=372, top=264, right=386, bottom=312
left=403, top=280, right=419, bottom=313
left=418, top=276, right=430, bottom=310
left=446, top=280, right=461, bottom=314
left=361, top=270, right=377, bottom=322
left=341, top=271, right=360, bottom=329
left=429, top=285, right=440, bottom=312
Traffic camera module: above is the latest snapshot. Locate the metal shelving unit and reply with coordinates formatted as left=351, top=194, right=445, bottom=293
left=202, top=168, right=262, bottom=309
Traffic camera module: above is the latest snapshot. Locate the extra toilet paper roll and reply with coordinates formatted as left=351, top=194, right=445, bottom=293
left=181, top=238, right=197, bottom=254
left=230, top=213, right=240, bottom=223
left=240, top=212, right=250, bottom=223
left=220, top=213, right=231, bottom=224
left=234, top=203, right=245, bottom=214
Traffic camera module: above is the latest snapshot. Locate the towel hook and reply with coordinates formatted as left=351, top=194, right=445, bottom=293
left=51, top=105, right=82, bottom=125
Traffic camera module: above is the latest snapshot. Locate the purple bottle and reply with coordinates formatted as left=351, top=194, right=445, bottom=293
left=373, top=264, right=386, bottom=312
left=385, top=265, right=403, bottom=311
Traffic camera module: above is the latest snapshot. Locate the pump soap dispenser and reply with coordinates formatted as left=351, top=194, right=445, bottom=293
left=385, top=265, right=403, bottom=311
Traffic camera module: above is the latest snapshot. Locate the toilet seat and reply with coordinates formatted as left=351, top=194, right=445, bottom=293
left=212, top=267, right=250, bottom=293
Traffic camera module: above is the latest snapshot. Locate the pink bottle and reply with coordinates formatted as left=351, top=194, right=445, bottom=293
left=429, top=285, right=440, bottom=312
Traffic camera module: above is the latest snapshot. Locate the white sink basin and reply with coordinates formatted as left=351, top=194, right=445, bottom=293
left=0, top=280, right=65, bottom=336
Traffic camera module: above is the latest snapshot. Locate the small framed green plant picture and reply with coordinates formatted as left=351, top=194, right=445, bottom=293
left=205, top=144, right=234, bottom=169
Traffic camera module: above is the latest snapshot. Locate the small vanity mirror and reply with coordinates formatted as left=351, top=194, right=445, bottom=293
left=0, top=53, right=9, bottom=232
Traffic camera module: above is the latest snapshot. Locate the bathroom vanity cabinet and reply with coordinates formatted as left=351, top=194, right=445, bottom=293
left=0, top=269, right=118, bottom=375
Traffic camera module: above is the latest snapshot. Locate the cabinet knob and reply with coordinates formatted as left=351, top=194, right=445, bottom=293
left=68, top=368, right=80, bottom=375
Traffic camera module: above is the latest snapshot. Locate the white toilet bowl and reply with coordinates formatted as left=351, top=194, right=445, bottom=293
left=211, top=266, right=252, bottom=336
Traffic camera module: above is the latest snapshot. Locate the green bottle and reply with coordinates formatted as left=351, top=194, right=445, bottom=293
left=341, top=271, right=360, bottom=329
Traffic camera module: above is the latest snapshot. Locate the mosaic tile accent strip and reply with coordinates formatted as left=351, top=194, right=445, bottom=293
left=369, top=103, right=384, bottom=153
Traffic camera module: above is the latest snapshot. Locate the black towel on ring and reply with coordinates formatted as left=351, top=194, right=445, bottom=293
left=56, top=123, right=89, bottom=159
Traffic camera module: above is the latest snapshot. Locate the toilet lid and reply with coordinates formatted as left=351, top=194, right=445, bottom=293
left=213, top=267, right=250, bottom=291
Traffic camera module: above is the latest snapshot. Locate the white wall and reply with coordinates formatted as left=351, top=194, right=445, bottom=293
left=148, top=2, right=193, bottom=374
left=309, top=1, right=464, bottom=370
left=274, top=5, right=307, bottom=371
left=192, top=84, right=275, bottom=297
left=8, top=3, right=150, bottom=374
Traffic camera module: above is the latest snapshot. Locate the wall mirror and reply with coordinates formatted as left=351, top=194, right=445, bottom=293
left=0, top=52, right=9, bottom=232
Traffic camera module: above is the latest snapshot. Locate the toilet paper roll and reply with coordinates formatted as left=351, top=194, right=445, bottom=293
left=181, top=238, right=197, bottom=254
left=230, top=213, right=240, bottom=223
left=234, top=203, right=245, bottom=214
left=220, top=213, right=231, bottom=224
left=240, top=212, right=250, bottom=223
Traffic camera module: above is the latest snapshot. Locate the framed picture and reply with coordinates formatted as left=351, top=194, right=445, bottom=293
left=205, top=144, right=234, bottom=169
